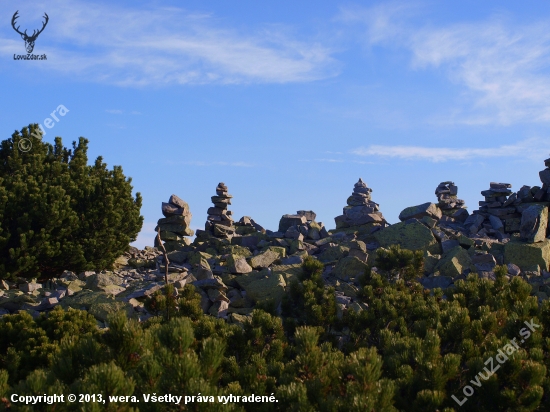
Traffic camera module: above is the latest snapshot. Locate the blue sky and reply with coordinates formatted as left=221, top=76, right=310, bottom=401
left=2, top=0, right=550, bottom=248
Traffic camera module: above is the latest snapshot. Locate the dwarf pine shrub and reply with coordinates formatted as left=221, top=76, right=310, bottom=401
left=0, top=124, right=143, bottom=280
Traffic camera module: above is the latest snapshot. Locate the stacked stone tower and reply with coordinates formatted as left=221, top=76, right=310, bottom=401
left=155, top=194, right=194, bottom=252
left=205, top=182, right=235, bottom=238
left=334, top=178, right=387, bottom=232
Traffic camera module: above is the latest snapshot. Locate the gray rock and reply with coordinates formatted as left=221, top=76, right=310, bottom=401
left=240, top=236, right=259, bottom=249
left=279, top=214, right=307, bottom=233
left=507, top=263, right=521, bottom=276
left=162, top=202, right=188, bottom=217
left=285, top=226, right=304, bottom=240
left=520, top=204, right=548, bottom=243
left=174, top=279, right=187, bottom=289
left=122, top=283, right=162, bottom=300
left=209, top=300, right=229, bottom=318
left=472, top=253, right=497, bottom=272
left=489, top=215, right=504, bottom=232
left=192, top=277, right=227, bottom=291
left=61, top=271, right=78, bottom=281
left=78, top=271, right=96, bottom=281
left=232, top=257, right=253, bottom=274
left=452, top=208, right=469, bottom=223
left=297, top=210, right=316, bottom=221
left=441, top=239, right=460, bottom=253
left=539, top=169, right=550, bottom=185
left=168, top=194, right=190, bottom=211
left=280, top=255, right=304, bottom=265
left=398, top=202, right=442, bottom=221
left=249, top=250, right=280, bottom=269
left=19, top=282, right=42, bottom=293
left=86, top=272, right=123, bottom=290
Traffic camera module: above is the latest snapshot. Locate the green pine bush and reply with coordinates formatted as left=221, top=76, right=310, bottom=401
left=1, top=242, right=550, bottom=411
left=0, top=124, right=143, bottom=280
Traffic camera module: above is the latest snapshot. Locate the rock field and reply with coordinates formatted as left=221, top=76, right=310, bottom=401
left=2, top=158, right=550, bottom=325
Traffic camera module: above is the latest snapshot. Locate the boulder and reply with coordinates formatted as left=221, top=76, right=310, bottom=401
left=280, top=255, right=304, bottom=265
left=229, top=256, right=253, bottom=274
left=504, top=239, right=550, bottom=272
left=434, top=246, right=475, bottom=278
left=507, top=263, right=521, bottom=276
left=373, top=221, right=441, bottom=254
left=242, top=273, right=286, bottom=306
left=331, top=256, right=369, bottom=281
left=60, top=290, right=114, bottom=311
left=297, top=210, right=316, bottom=221
left=398, top=202, right=442, bottom=222
left=271, top=263, right=304, bottom=283
left=119, top=283, right=162, bottom=300
left=520, top=204, right=548, bottom=243
left=317, top=245, right=349, bottom=263
left=249, top=250, right=280, bottom=269
left=86, top=272, right=123, bottom=291
left=161, top=202, right=188, bottom=217
left=19, top=282, right=42, bottom=293
left=209, top=300, right=229, bottom=318
left=279, top=214, right=307, bottom=233
left=168, top=194, right=190, bottom=211
left=471, top=253, right=497, bottom=272
left=540, top=169, right=550, bottom=185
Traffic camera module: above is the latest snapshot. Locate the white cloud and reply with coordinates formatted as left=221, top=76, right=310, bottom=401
left=343, top=3, right=550, bottom=125
left=0, top=0, right=338, bottom=86
left=352, top=138, right=550, bottom=162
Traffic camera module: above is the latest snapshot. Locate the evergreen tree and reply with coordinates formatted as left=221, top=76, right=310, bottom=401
left=0, top=124, right=143, bottom=279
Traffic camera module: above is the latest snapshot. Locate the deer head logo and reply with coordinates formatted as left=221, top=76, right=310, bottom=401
left=11, top=11, right=49, bottom=54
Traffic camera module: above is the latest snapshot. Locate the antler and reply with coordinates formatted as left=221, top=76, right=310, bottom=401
left=11, top=11, right=27, bottom=37
left=31, top=13, right=49, bottom=38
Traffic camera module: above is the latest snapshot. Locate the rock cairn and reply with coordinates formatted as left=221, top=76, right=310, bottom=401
left=334, top=178, right=387, bottom=232
left=464, top=159, right=550, bottom=243
left=463, top=182, right=515, bottom=240
left=155, top=194, right=194, bottom=252
left=205, top=182, right=235, bottom=238
left=540, top=157, right=550, bottom=200
left=435, top=181, right=468, bottom=223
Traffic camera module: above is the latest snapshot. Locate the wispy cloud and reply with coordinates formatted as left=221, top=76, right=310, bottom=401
left=352, top=138, right=550, bottom=162
left=341, top=3, right=550, bottom=125
left=105, top=109, right=123, bottom=114
left=0, top=0, right=338, bottom=86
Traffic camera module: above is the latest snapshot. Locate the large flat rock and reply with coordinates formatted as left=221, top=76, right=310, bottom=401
left=399, top=202, right=442, bottom=222
left=373, top=221, right=441, bottom=254
left=504, top=239, right=550, bottom=272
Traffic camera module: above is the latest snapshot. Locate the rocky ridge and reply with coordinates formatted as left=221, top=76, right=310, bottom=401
left=2, top=158, right=550, bottom=325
